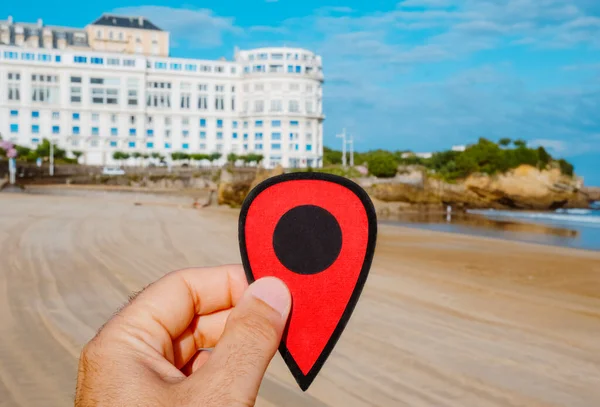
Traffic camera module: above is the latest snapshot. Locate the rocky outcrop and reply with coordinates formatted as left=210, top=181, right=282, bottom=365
left=217, top=165, right=284, bottom=208
left=368, top=165, right=589, bottom=213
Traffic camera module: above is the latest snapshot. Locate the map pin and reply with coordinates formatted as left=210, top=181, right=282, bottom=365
left=239, top=172, right=377, bottom=391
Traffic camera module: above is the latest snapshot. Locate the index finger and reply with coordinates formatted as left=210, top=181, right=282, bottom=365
left=104, top=264, right=248, bottom=346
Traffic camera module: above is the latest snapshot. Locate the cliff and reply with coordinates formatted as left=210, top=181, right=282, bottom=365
left=367, top=165, right=590, bottom=213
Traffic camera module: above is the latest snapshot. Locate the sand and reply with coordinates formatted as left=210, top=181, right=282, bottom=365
left=0, top=191, right=599, bottom=407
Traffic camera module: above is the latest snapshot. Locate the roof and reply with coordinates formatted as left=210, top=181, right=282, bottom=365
left=90, top=14, right=163, bottom=31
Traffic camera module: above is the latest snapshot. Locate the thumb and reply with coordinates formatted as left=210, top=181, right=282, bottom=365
left=200, top=277, right=291, bottom=404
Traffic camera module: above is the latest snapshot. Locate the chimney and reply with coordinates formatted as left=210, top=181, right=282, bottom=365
left=37, top=18, right=43, bottom=28
left=7, top=15, right=13, bottom=25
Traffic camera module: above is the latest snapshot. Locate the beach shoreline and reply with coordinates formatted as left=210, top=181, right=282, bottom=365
left=1, top=191, right=599, bottom=406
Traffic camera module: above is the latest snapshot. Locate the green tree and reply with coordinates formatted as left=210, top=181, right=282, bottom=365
left=366, top=151, right=398, bottom=178
left=498, top=138, right=512, bottom=147
left=208, top=152, right=222, bottom=163
left=227, top=153, right=238, bottom=164
left=536, top=146, right=551, bottom=169
left=558, top=159, right=574, bottom=176
left=323, top=146, right=343, bottom=165
left=513, top=139, right=527, bottom=148
left=72, top=151, right=83, bottom=162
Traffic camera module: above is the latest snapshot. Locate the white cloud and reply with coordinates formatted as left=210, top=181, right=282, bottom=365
left=398, top=0, right=455, bottom=8
left=112, top=6, right=242, bottom=48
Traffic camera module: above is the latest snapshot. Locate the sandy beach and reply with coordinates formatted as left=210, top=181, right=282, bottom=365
left=1, top=190, right=599, bottom=407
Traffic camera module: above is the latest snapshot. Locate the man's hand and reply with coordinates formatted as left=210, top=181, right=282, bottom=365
left=75, top=265, right=291, bottom=406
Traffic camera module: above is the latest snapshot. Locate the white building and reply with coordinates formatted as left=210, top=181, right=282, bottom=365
left=0, top=14, right=324, bottom=168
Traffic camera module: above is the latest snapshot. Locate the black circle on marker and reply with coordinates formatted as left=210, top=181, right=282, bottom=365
left=273, top=205, right=342, bottom=275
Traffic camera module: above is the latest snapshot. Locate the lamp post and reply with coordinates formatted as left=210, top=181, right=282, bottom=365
left=347, top=136, right=354, bottom=167
left=49, top=139, right=54, bottom=176
left=336, top=128, right=347, bottom=167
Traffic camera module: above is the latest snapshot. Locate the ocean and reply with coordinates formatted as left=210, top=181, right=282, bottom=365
left=384, top=202, right=600, bottom=252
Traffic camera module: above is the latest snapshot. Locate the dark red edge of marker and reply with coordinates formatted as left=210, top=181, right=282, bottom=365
left=238, top=172, right=378, bottom=392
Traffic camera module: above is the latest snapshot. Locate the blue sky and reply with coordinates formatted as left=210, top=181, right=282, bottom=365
left=4, top=0, right=600, bottom=184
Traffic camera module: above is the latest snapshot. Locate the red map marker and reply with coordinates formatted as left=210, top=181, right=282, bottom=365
left=239, top=172, right=377, bottom=391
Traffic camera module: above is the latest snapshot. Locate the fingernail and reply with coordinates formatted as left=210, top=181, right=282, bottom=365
left=249, top=277, right=291, bottom=317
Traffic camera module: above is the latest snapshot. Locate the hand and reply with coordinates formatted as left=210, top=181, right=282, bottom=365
left=75, top=265, right=291, bottom=406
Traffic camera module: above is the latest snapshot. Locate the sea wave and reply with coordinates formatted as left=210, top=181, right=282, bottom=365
left=467, top=209, right=600, bottom=225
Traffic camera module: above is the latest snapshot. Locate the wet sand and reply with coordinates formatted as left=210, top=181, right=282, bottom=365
left=1, top=191, right=599, bottom=406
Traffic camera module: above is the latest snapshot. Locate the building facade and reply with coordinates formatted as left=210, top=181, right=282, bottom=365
left=0, top=14, right=324, bottom=168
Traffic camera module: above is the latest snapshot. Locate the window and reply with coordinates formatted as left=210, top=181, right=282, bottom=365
left=52, top=112, right=59, bottom=119
left=146, top=81, right=171, bottom=108
left=155, top=62, right=167, bottom=69
left=31, top=74, right=60, bottom=104
left=55, top=55, right=61, bottom=63
left=272, top=132, right=281, bottom=140
left=165, top=117, right=171, bottom=126
left=255, top=133, right=263, bottom=140
left=271, top=143, right=281, bottom=150
left=165, top=143, right=172, bottom=149
left=215, top=96, right=225, bottom=111
left=233, top=132, right=238, bottom=139
left=111, top=128, right=118, bottom=136
left=7, top=73, right=21, bottom=102
left=296, top=66, right=302, bottom=73
left=123, top=59, right=136, bottom=67
left=272, top=53, right=283, bottom=60
left=38, top=54, right=52, bottom=62
left=270, top=100, right=282, bottom=112
left=306, top=144, right=313, bottom=151
left=254, top=100, right=264, bottom=113
left=180, top=92, right=191, bottom=109
left=170, top=63, right=182, bottom=71
left=216, top=144, right=223, bottom=152
left=110, top=141, right=118, bottom=147
left=111, top=114, right=118, bottom=123
left=10, top=110, right=18, bottom=117
left=72, top=126, right=80, bottom=135
left=243, top=121, right=248, bottom=129
left=254, top=84, right=264, bottom=92
left=243, top=133, right=249, bottom=140
left=217, top=119, right=223, bottom=128
left=200, top=119, right=206, bottom=128
left=185, top=64, right=197, bottom=72
left=74, top=56, right=87, bottom=64
left=92, top=113, right=99, bottom=122
left=70, top=86, right=82, bottom=103
left=182, top=130, right=189, bottom=138
left=107, top=58, right=120, bottom=66
left=127, top=78, right=139, bottom=106
left=10, top=124, right=18, bottom=133
left=91, top=57, right=104, bottom=65
left=182, top=143, right=189, bottom=150
left=255, top=143, right=263, bottom=150
left=217, top=132, right=223, bottom=140
left=32, top=111, right=40, bottom=118
left=4, top=51, right=18, bottom=59
left=128, top=141, right=136, bottom=148
left=306, top=101, right=314, bottom=113
left=255, top=120, right=263, bottom=128
left=200, top=131, right=206, bottom=139
left=91, top=77, right=119, bottom=105
left=21, top=53, right=35, bottom=61
left=52, top=126, right=60, bottom=134
left=73, top=113, right=80, bottom=120
left=271, top=120, right=281, bottom=127
left=165, top=130, right=171, bottom=139
left=129, top=128, right=136, bottom=136
left=290, top=84, right=300, bottom=91
left=233, top=121, right=238, bottom=129
left=89, top=127, right=98, bottom=136
left=198, top=95, right=208, bottom=110
left=31, top=125, right=40, bottom=134
left=31, top=138, right=40, bottom=144
left=200, top=143, right=206, bottom=150
left=147, top=142, right=154, bottom=148
left=289, top=101, right=300, bottom=113
left=290, top=120, right=299, bottom=126
left=287, top=65, right=294, bottom=73
left=147, top=129, right=154, bottom=137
